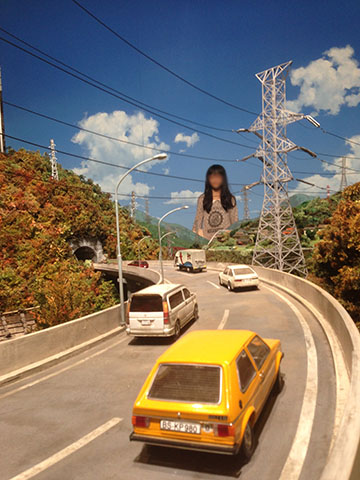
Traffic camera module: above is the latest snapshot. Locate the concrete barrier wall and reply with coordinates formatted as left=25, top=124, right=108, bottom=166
left=0, top=267, right=160, bottom=379
left=251, top=266, right=360, bottom=480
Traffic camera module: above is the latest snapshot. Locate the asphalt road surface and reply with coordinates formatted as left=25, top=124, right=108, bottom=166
left=0, top=265, right=336, bottom=480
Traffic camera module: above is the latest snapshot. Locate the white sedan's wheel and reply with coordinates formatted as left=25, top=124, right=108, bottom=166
left=227, top=282, right=232, bottom=291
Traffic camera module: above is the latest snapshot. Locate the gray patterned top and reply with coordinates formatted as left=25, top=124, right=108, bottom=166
left=192, top=194, right=238, bottom=240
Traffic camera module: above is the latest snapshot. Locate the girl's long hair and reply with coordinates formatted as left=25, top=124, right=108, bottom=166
left=203, top=164, right=236, bottom=213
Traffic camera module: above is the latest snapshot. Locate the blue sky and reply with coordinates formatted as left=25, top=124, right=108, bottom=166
left=2, top=0, right=360, bottom=228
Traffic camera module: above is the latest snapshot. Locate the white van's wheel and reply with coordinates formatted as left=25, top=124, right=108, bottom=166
left=174, top=321, right=181, bottom=339
left=193, top=304, right=199, bottom=320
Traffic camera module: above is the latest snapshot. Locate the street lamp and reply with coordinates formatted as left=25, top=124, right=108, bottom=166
left=205, top=229, right=228, bottom=250
left=160, top=231, right=176, bottom=243
left=160, top=231, right=176, bottom=261
left=158, top=206, right=189, bottom=283
left=138, top=235, right=151, bottom=265
left=115, top=153, right=167, bottom=325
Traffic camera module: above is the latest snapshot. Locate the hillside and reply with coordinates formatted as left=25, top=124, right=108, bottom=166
left=0, top=149, right=157, bottom=327
left=135, top=210, right=207, bottom=248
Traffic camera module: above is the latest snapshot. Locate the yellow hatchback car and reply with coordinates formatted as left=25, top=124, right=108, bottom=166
left=130, top=330, right=283, bottom=458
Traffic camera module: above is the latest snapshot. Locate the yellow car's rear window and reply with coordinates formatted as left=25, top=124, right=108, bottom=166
left=148, top=364, right=221, bottom=404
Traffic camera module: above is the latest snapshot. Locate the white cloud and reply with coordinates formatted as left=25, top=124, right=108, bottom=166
left=174, top=132, right=200, bottom=148
left=291, top=133, right=360, bottom=194
left=287, top=45, right=360, bottom=115
left=165, top=190, right=202, bottom=205
left=163, top=167, right=170, bottom=175
left=71, top=110, right=169, bottom=195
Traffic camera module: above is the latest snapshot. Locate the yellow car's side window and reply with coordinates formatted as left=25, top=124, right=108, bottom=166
left=247, top=336, right=270, bottom=370
left=236, top=350, right=256, bottom=393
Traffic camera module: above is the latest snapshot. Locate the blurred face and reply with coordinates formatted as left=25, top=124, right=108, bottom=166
left=208, top=172, right=224, bottom=190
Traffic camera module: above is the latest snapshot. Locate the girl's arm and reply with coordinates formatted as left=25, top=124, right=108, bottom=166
left=192, top=195, right=204, bottom=236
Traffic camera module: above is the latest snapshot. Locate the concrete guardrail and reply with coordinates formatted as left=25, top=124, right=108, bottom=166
left=0, top=266, right=160, bottom=384
left=251, top=266, right=360, bottom=480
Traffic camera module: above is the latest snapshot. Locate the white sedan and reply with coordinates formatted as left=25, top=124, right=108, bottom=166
left=219, top=265, right=260, bottom=291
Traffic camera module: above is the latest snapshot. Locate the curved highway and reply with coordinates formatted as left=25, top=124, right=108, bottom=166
left=0, top=264, right=337, bottom=480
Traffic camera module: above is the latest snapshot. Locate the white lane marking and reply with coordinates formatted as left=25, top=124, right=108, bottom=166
left=9, top=417, right=122, bottom=480
left=0, top=336, right=128, bottom=401
left=264, top=285, right=318, bottom=480
left=207, top=280, right=220, bottom=290
left=217, top=309, right=230, bottom=330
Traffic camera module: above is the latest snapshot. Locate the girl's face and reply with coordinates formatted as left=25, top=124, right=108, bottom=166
left=209, top=172, right=224, bottom=190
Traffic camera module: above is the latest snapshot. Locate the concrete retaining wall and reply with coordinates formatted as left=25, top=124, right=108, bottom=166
left=0, top=267, right=160, bottom=379
left=251, top=266, right=360, bottom=480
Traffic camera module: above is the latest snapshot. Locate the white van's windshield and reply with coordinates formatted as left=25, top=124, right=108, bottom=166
left=130, top=295, right=163, bottom=312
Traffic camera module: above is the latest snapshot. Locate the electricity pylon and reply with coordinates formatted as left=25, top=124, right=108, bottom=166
left=130, top=191, right=136, bottom=218
left=0, top=68, right=5, bottom=154
left=236, top=61, right=320, bottom=277
left=145, top=198, right=150, bottom=223
left=49, top=139, right=59, bottom=180
left=340, top=157, right=348, bottom=191
left=241, top=180, right=261, bottom=220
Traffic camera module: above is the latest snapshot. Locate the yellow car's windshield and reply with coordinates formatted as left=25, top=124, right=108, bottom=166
left=148, top=364, right=221, bottom=404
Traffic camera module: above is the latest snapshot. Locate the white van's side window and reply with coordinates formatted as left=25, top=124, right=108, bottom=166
left=183, top=288, right=191, bottom=300
left=169, top=291, right=184, bottom=309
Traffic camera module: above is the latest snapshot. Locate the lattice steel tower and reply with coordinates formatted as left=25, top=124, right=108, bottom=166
left=340, top=157, right=348, bottom=191
left=49, top=139, right=58, bottom=180
left=242, top=187, right=250, bottom=220
left=130, top=191, right=136, bottom=218
left=237, top=61, right=320, bottom=276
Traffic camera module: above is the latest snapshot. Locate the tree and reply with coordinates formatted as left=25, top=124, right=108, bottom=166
left=310, top=183, right=360, bottom=323
left=0, top=149, right=158, bottom=326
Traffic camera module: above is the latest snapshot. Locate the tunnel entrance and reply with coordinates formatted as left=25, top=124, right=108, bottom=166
left=74, top=246, right=97, bottom=262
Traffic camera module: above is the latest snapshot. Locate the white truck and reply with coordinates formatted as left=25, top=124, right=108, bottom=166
left=174, top=249, right=207, bottom=273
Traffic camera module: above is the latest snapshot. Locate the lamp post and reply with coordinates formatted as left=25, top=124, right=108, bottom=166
left=158, top=207, right=189, bottom=283
left=205, top=229, right=228, bottom=250
left=138, top=235, right=151, bottom=265
left=115, top=153, right=167, bottom=325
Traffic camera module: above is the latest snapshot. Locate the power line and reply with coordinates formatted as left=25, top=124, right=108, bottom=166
left=4, top=101, right=238, bottom=163
left=4, top=133, right=248, bottom=186
left=0, top=33, right=256, bottom=150
left=71, top=0, right=258, bottom=116
left=0, top=27, right=234, bottom=134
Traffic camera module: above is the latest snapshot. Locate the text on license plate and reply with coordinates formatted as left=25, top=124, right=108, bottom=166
left=160, top=420, right=201, bottom=434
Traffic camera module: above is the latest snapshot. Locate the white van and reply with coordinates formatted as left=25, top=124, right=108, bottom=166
left=174, top=249, right=206, bottom=273
left=126, top=284, right=198, bottom=338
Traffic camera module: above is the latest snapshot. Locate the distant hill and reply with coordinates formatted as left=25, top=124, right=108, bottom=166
left=289, top=193, right=316, bottom=207
left=135, top=210, right=207, bottom=248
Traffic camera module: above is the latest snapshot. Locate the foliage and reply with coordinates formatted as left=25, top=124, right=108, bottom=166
left=310, top=183, right=360, bottom=323
left=0, top=149, right=157, bottom=326
left=205, top=248, right=253, bottom=264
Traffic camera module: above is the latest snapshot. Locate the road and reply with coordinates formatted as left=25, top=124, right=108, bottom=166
left=0, top=265, right=336, bottom=480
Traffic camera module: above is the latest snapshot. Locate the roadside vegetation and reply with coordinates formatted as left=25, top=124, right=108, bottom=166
left=0, top=149, right=158, bottom=327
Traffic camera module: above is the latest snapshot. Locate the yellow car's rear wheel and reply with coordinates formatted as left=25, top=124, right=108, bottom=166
left=240, top=422, right=255, bottom=459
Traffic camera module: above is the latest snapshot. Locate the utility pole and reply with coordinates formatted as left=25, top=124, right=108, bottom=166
left=0, top=68, right=6, bottom=154
left=236, top=61, right=320, bottom=277
left=145, top=198, right=150, bottom=223
left=340, top=157, right=348, bottom=191
left=130, top=191, right=136, bottom=219
left=327, top=184, right=330, bottom=200
left=49, top=139, right=59, bottom=180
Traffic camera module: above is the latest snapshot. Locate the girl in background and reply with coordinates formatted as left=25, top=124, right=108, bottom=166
left=193, top=164, right=238, bottom=240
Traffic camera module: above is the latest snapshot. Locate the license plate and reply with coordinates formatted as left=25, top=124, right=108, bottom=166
left=160, top=420, right=201, bottom=434
left=141, top=320, right=151, bottom=326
